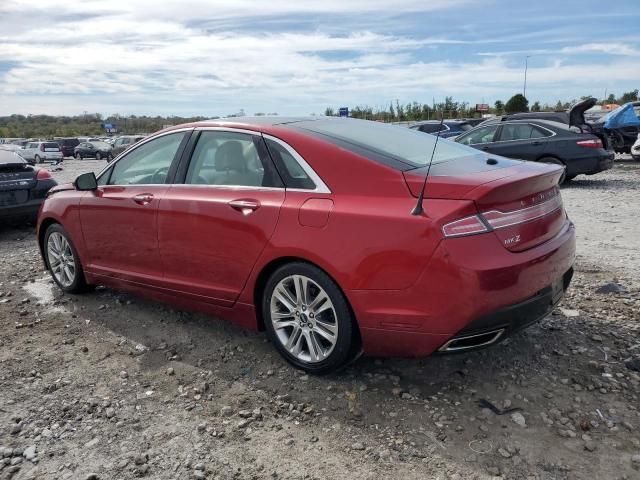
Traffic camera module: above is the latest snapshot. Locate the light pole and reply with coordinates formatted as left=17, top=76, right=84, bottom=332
left=523, top=55, right=532, bottom=99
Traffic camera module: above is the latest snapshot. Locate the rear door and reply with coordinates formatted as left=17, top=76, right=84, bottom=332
left=79, top=130, right=190, bottom=284
left=489, top=123, right=551, bottom=160
left=157, top=128, right=285, bottom=305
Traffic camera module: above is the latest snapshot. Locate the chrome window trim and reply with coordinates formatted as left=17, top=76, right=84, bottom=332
left=261, top=133, right=331, bottom=194
left=167, top=184, right=284, bottom=192
left=95, top=127, right=193, bottom=185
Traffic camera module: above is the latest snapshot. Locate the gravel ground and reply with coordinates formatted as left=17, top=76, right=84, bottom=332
left=0, top=158, right=639, bottom=480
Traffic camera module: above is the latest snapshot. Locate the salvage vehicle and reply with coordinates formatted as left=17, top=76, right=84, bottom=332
left=0, top=149, right=57, bottom=221
left=54, top=137, right=80, bottom=158
left=455, top=119, right=614, bottom=183
left=632, top=134, right=640, bottom=161
left=73, top=141, right=113, bottom=160
left=409, top=120, right=475, bottom=138
left=596, top=101, right=640, bottom=153
left=37, top=117, right=575, bottom=373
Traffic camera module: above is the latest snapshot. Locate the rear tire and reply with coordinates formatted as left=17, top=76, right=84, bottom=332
left=44, top=224, right=92, bottom=294
left=539, top=157, right=567, bottom=184
left=95, top=152, right=102, bottom=160
left=263, top=262, right=355, bottom=374
left=75, top=152, right=82, bottom=160
left=34, top=155, right=42, bottom=164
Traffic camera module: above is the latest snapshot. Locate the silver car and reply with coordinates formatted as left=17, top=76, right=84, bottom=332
left=632, top=133, right=640, bottom=161
left=21, top=141, right=63, bottom=164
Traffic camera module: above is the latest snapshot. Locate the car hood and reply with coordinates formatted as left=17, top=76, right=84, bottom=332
left=568, top=97, right=597, bottom=127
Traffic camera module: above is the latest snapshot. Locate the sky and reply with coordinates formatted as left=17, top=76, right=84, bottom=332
left=0, top=0, right=639, bottom=117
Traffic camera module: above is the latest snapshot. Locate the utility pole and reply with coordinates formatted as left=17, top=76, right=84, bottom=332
left=523, top=56, right=532, bottom=99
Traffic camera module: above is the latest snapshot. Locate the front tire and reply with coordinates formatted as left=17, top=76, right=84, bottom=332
left=75, top=152, right=82, bottom=160
left=539, top=157, right=567, bottom=184
left=263, top=262, right=354, bottom=374
left=34, top=155, right=42, bottom=164
left=95, top=152, right=102, bottom=160
left=44, top=224, right=91, bottom=294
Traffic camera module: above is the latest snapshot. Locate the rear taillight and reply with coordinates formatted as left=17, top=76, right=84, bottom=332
left=576, top=138, right=603, bottom=149
left=36, top=168, right=52, bottom=180
left=442, top=215, right=489, bottom=237
left=442, top=194, right=563, bottom=238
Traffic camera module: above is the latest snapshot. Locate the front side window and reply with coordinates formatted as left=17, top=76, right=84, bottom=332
left=185, top=131, right=280, bottom=187
left=108, top=132, right=186, bottom=185
left=457, top=125, right=498, bottom=145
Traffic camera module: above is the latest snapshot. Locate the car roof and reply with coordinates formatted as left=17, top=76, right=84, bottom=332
left=410, top=119, right=469, bottom=125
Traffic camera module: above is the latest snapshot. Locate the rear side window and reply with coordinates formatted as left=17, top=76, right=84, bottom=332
left=185, top=131, right=282, bottom=188
left=264, top=138, right=315, bottom=190
left=499, top=124, right=551, bottom=141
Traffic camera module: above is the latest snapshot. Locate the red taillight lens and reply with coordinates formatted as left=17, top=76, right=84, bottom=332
left=442, top=215, right=489, bottom=237
left=36, top=168, right=52, bottom=180
left=482, top=195, right=563, bottom=230
left=442, top=194, right=564, bottom=238
left=576, top=138, right=603, bottom=149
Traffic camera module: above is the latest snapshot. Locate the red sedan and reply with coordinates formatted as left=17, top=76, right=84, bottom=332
left=37, top=117, right=575, bottom=373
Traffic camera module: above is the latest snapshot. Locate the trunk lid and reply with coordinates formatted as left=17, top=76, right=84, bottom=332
left=0, top=150, right=37, bottom=192
left=403, top=158, right=566, bottom=252
left=568, top=97, right=597, bottom=128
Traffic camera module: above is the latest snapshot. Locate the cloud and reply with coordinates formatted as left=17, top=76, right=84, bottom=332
left=0, top=0, right=639, bottom=116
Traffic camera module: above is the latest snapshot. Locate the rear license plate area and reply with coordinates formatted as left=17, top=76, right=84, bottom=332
left=0, top=190, right=28, bottom=206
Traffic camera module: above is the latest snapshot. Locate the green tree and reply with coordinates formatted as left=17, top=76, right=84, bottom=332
left=504, top=94, right=529, bottom=113
left=604, top=93, right=616, bottom=104
left=618, top=89, right=639, bottom=103
left=494, top=100, right=504, bottom=115
left=531, top=101, right=541, bottom=112
left=324, top=107, right=335, bottom=117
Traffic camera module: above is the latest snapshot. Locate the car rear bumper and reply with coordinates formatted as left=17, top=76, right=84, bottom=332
left=0, top=198, right=44, bottom=218
left=350, top=219, right=576, bottom=357
left=566, top=151, right=614, bottom=176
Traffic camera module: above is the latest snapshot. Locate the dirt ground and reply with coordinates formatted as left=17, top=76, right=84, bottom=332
left=1, top=157, right=639, bottom=480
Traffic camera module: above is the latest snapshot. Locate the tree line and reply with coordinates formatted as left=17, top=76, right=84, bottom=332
left=325, top=89, right=639, bottom=122
left=1, top=89, right=637, bottom=138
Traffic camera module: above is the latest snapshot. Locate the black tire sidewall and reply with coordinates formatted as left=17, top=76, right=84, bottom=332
left=76, top=153, right=82, bottom=160
left=262, top=262, right=354, bottom=374
left=44, top=224, right=89, bottom=294
left=95, top=152, right=101, bottom=160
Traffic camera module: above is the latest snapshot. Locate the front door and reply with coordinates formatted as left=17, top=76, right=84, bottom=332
left=157, top=129, right=285, bottom=305
left=80, top=130, right=190, bottom=284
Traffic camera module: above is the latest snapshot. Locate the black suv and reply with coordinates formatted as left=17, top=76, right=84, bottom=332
left=55, top=138, right=80, bottom=157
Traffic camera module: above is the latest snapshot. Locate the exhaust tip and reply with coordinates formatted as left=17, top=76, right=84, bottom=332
left=438, top=329, right=505, bottom=353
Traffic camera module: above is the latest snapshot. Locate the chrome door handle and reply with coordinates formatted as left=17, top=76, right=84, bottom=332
left=228, top=199, right=260, bottom=215
left=133, top=193, right=154, bottom=205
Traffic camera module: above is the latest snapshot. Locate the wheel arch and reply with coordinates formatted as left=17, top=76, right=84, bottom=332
left=252, top=256, right=361, bottom=348
left=37, top=217, right=60, bottom=263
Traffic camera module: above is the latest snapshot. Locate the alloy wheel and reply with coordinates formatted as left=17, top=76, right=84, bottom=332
left=269, top=274, right=338, bottom=364
left=47, top=232, right=76, bottom=287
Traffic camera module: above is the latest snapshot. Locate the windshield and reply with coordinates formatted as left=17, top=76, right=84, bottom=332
left=292, top=118, right=484, bottom=168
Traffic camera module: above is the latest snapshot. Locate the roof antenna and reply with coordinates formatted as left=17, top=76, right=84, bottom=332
left=411, top=112, right=445, bottom=216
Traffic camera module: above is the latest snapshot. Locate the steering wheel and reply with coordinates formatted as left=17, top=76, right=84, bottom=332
left=150, top=166, right=169, bottom=184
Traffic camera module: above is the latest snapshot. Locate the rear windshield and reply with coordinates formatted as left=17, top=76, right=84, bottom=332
left=459, top=123, right=473, bottom=131
left=291, top=118, right=485, bottom=169
left=43, top=142, right=60, bottom=149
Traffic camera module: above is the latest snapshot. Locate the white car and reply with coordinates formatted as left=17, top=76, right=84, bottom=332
left=632, top=133, right=640, bottom=161
left=21, top=141, right=63, bottom=164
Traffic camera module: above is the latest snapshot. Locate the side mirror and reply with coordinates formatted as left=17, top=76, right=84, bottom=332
left=75, top=172, right=98, bottom=191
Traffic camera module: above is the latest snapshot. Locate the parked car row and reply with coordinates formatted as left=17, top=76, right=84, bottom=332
left=1, top=134, right=147, bottom=164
